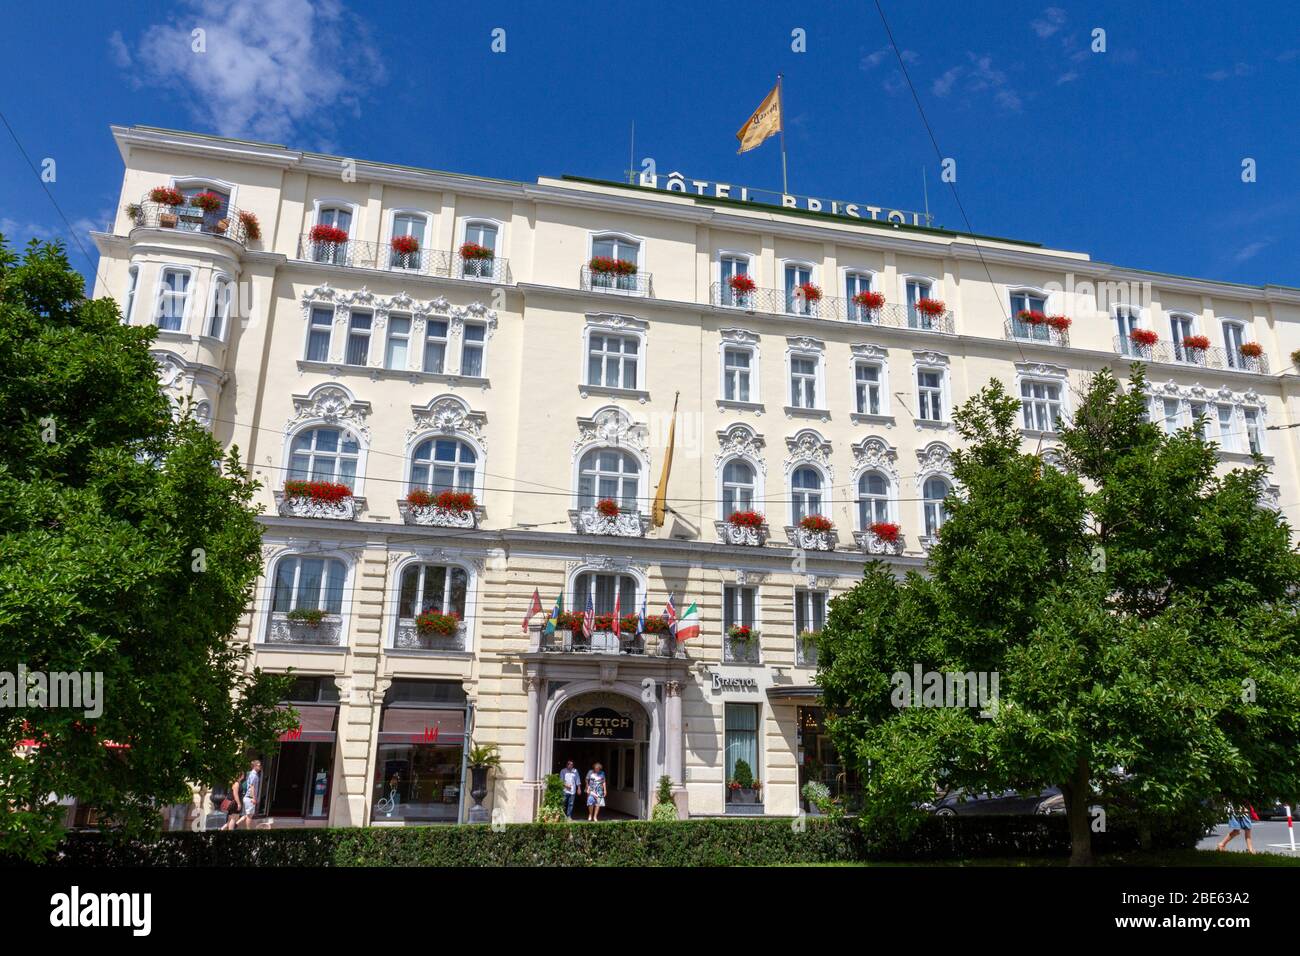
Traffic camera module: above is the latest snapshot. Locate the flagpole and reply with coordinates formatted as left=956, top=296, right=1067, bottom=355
left=777, top=73, right=788, bottom=195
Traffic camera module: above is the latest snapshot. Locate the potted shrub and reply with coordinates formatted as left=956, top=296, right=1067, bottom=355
left=595, top=498, right=621, bottom=518
left=310, top=224, right=349, bottom=245
left=728, top=758, right=760, bottom=804
left=1046, top=314, right=1072, bottom=332
left=460, top=241, right=494, bottom=260
left=124, top=202, right=143, bottom=226
left=799, top=514, right=833, bottom=533
left=869, top=521, right=901, bottom=543
left=537, top=773, right=568, bottom=823
left=1018, top=309, right=1047, bottom=325
left=149, top=186, right=184, bottom=227
left=1129, top=328, right=1159, bottom=348
left=391, top=234, right=419, bottom=256
left=797, top=281, right=822, bottom=303
left=798, top=628, right=819, bottom=663
left=802, top=779, right=831, bottom=816
left=467, top=742, right=501, bottom=822
left=238, top=210, right=261, bottom=241
left=283, top=479, right=351, bottom=504
left=285, top=607, right=326, bottom=627
left=652, top=774, right=679, bottom=821
left=1181, top=334, right=1211, bottom=351
left=915, top=297, right=946, bottom=317
left=415, top=608, right=461, bottom=636
left=1240, top=342, right=1263, bottom=358
left=728, top=509, right=765, bottom=529
left=853, top=290, right=885, bottom=311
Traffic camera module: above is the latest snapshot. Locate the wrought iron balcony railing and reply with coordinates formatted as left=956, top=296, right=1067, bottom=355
left=535, top=626, right=683, bottom=657
left=393, top=620, right=467, bottom=652
left=1004, top=318, right=1070, bottom=347
left=1112, top=336, right=1268, bottom=374
left=710, top=283, right=954, bottom=332
left=265, top=612, right=344, bottom=647
left=130, top=200, right=252, bottom=245
left=796, top=635, right=819, bottom=667
left=580, top=266, right=653, bottom=296
left=723, top=634, right=761, bottom=664
left=295, top=234, right=512, bottom=283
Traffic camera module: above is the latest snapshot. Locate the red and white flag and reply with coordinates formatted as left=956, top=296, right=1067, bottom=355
left=521, top=588, right=544, bottom=633
left=613, top=592, right=622, bottom=636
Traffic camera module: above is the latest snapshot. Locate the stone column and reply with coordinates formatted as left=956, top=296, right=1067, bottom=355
left=665, top=679, right=689, bottom=818
left=513, top=672, right=543, bottom=822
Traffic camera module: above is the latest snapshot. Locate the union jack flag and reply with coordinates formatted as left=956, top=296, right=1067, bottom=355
left=664, top=592, right=678, bottom=636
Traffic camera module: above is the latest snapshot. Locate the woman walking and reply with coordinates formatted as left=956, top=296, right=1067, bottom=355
left=1216, top=800, right=1256, bottom=854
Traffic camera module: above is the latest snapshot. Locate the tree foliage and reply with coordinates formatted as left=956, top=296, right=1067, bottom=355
left=0, top=238, right=292, bottom=860
left=817, top=365, right=1300, bottom=863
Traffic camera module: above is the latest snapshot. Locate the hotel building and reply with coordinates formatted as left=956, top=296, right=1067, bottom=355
left=91, top=125, right=1300, bottom=827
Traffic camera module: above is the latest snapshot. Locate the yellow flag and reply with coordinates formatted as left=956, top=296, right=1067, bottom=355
left=652, top=393, right=679, bottom=527
left=736, top=82, right=782, bottom=154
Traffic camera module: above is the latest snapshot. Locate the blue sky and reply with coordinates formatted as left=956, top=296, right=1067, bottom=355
left=1, top=0, right=1297, bottom=291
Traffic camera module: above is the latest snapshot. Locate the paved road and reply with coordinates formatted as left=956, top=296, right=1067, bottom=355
left=1198, top=819, right=1300, bottom=857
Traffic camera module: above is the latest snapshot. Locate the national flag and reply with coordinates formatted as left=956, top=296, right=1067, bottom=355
left=544, top=593, right=564, bottom=635
left=613, top=592, right=622, bottom=636
left=638, top=593, right=647, bottom=636
left=736, top=81, right=782, bottom=154
left=676, top=602, right=701, bottom=641
left=664, top=592, right=678, bottom=635
left=522, top=588, right=543, bottom=633
left=652, top=392, right=679, bottom=528
left=582, top=594, right=595, bottom=639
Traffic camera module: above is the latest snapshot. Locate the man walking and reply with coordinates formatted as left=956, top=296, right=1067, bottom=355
left=237, top=759, right=261, bottom=830
left=560, top=759, right=582, bottom=819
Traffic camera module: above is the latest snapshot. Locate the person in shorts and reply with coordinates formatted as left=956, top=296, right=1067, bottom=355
left=220, top=771, right=245, bottom=830
left=585, top=762, right=607, bottom=822
left=236, top=759, right=261, bottom=830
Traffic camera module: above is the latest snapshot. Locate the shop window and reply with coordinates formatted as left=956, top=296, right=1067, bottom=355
left=372, top=680, right=469, bottom=823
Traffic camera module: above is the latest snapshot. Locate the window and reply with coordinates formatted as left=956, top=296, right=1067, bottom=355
left=721, top=460, right=756, bottom=517
left=462, top=222, right=499, bottom=279
left=156, top=269, right=190, bottom=331
left=1170, top=314, right=1196, bottom=362
left=573, top=572, right=636, bottom=614
left=1115, top=307, right=1142, bottom=354
left=791, top=466, right=823, bottom=524
left=306, top=307, right=333, bottom=362
left=398, top=563, right=468, bottom=620
left=724, top=703, right=760, bottom=800
left=272, top=556, right=346, bottom=614
left=587, top=333, right=639, bottom=389
left=390, top=213, right=426, bottom=270
left=922, top=477, right=951, bottom=537
left=207, top=276, right=232, bottom=339
left=720, top=255, right=750, bottom=306
left=790, top=355, right=818, bottom=408
left=591, top=234, right=640, bottom=291
left=906, top=278, right=934, bottom=329
left=346, top=311, right=372, bottom=366
left=723, top=585, right=756, bottom=630
left=1010, top=290, right=1049, bottom=340
left=785, top=263, right=814, bottom=315
left=289, top=427, right=359, bottom=489
left=855, top=362, right=881, bottom=415
left=917, top=369, right=944, bottom=421
left=424, top=318, right=449, bottom=373
left=794, top=588, right=826, bottom=634
left=845, top=271, right=875, bottom=322
left=1190, top=400, right=1208, bottom=440
left=373, top=680, right=466, bottom=823
left=578, top=448, right=640, bottom=510
left=409, top=438, right=476, bottom=494
left=1162, top=398, right=1181, bottom=435
left=177, top=184, right=230, bottom=234
left=313, top=206, right=352, bottom=264
left=1244, top=408, right=1262, bottom=454
left=124, top=266, right=138, bottom=323
left=1020, top=380, right=1063, bottom=432
left=723, top=347, right=753, bottom=402
left=1222, top=321, right=1246, bottom=368
left=385, top=315, right=410, bottom=370
left=461, top=323, right=486, bottom=377
left=1216, top=405, right=1237, bottom=452
left=857, top=472, right=890, bottom=528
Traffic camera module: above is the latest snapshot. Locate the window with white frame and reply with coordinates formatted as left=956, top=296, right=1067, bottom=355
left=306, top=307, right=333, bottom=362
left=845, top=271, right=875, bottom=321
left=574, top=571, right=636, bottom=615
left=723, top=346, right=753, bottom=402
left=390, top=213, right=427, bottom=270
left=1189, top=400, right=1209, bottom=440
left=1010, top=290, right=1049, bottom=340
left=1161, top=397, right=1181, bottom=434
left=424, top=318, right=449, bottom=373
left=1170, top=313, right=1196, bottom=361
left=156, top=269, right=190, bottom=331
left=790, top=466, right=823, bottom=524
left=857, top=472, right=890, bottom=528
left=1244, top=407, right=1263, bottom=454
left=1216, top=405, right=1237, bottom=452
left=785, top=263, right=814, bottom=315
left=385, top=315, right=411, bottom=370
left=905, top=278, right=934, bottom=328
left=794, top=588, right=826, bottom=634
left=1222, top=321, right=1247, bottom=368
left=587, top=332, right=639, bottom=389
left=917, top=368, right=944, bottom=421
left=289, top=427, right=360, bottom=489
left=1115, top=307, right=1142, bottom=354
left=790, top=354, right=819, bottom=408
left=398, top=563, right=468, bottom=621
left=578, top=448, right=640, bottom=510
left=723, top=585, right=757, bottom=648
left=855, top=361, right=882, bottom=415
left=409, top=437, right=476, bottom=493
left=591, top=234, right=640, bottom=290
left=720, top=255, right=751, bottom=306
left=207, top=276, right=232, bottom=339
left=345, top=311, right=372, bottom=366
left=177, top=184, right=230, bottom=234
left=1020, top=380, right=1064, bottom=432
left=461, top=322, right=486, bottom=377
left=462, top=221, right=499, bottom=279
left=922, top=476, right=951, bottom=538
left=124, top=265, right=138, bottom=323
left=721, top=459, right=756, bottom=517
left=272, top=556, right=346, bottom=615
left=313, top=205, right=352, bottom=264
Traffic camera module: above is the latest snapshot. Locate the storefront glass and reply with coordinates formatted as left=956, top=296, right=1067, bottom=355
left=372, top=679, right=468, bottom=823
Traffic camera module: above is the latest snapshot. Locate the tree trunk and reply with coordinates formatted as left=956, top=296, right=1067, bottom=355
left=1063, top=756, right=1094, bottom=866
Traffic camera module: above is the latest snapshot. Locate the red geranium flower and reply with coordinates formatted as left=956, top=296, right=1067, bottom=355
left=853, top=291, right=885, bottom=309
left=1046, top=314, right=1072, bottom=331
left=1181, top=334, right=1211, bottom=351
left=1129, top=328, right=1159, bottom=347
left=870, top=521, right=901, bottom=543
left=149, top=186, right=184, bottom=206
left=415, top=609, right=461, bottom=636
left=728, top=273, right=757, bottom=294
left=1018, top=309, right=1047, bottom=325
left=310, top=224, right=349, bottom=244
left=589, top=256, right=637, bottom=275
left=460, top=241, right=494, bottom=260
left=189, top=191, right=224, bottom=212
left=915, top=298, right=946, bottom=316
left=391, top=234, right=419, bottom=255
left=238, top=210, right=262, bottom=241
left=797, top=282, right=822, bottom=303
left=1240, top=342, right=1263, bottom=357
left=595, top=498, right=621, bottom=517
left=434, top=489, right=476, bottom=513
left=728, top=510, right=765, bottom=528
left=284, top=480, right=351, bottom=504
left=799, top=514, right=834, bottom=533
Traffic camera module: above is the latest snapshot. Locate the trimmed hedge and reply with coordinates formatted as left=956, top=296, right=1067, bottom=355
left=8, top=813, right=1203, bottom=867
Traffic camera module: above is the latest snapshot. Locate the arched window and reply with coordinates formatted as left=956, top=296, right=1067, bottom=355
left=409, top=438, right=477, bottom=494
left=272, top=555, right=346, bottom=614
left=791, top=466, right=823, bottom=524
left=390, top=212, right=427, bottom=270
left=578, top=448, right=640, bottom=510
left=462, top=221, right=499, bottom=279
left=312, top=205, right=353, bottom=264
left=398, top=562, right=468, bottom=620
left=857, top=472, right=890, bottom=528
left=722, top=459, right=756, bottom=517
left=923, top=477, right=951, bottom=537
left=289, top=427, right=360, bottom=489
left=573, top=571, right=637, bottom=615
left=177, top=183, right=230, bottom=235
left=207, top=276, right=232, bottom=339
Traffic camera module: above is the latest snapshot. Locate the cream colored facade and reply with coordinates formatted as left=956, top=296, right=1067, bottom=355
left=92, top=125, right=1300, bottom=827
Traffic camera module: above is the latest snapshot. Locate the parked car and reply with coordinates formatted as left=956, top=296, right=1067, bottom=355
left=923, top=787, right=1062, bottom=816
left=1260, top=800, right=1299, bottom=821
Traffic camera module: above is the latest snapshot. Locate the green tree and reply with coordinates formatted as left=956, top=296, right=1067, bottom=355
left=817, top=365, right=1300, bottom=864
left=0, top=238, right=292, bottom=860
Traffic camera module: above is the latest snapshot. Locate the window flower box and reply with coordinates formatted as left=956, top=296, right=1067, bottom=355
left=727, top=760, right=762, bottom=805
left=799, top=514, right=834, bottom=533
left=718, top=510, right=768, bottom=546
left=1129, top=328, right=1159, bottom=347
left=415, top=609, right=461, bottom=637
left=1018, top=309, right=1047, bottom=325
left=310, top=224, right=349, bottom=245
left=238, top=210, right=261, bottom=241
left=399, top=490, right=480, bottom=528
left=915, top=298, right=947, bottom=317
left=267, top=611, right=343, bottom=646
left=460, top=242, right=494, bottom=260
left=728, top=625, right=755, bottom=641
left=870, top=521, right=900, bottom=542
left=857, top=522, right=904, bottom=556
left=391, top=234, right=420, bottom=255
left=277, top=481, right=359, bottom=520
left=1046, top=314, right=1071, bottom=332
left=149, top=187, right=184, bottom=206
left=787, top=520, right=836, bottom=551
left=797, top=630, right=819, bottom=667
left=1181, top=334, right=1211, bottom=351
left=729, top=510, right=765, bottom=528
left=853, top=291, right=885, bottom=310
left=797, top=282, right=822, bottom=303
left=285, top=607, right=327, bottom=627
left=589, top=256, right=638, bottom=276
left=1240, top=342, right=1263, bottom=358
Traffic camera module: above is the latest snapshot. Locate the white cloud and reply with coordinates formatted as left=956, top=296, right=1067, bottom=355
left=110, top=0, right=384, bottom=143
left=1030, top=7, right=1067, bottom=39
left=1233, top=240, right=1269, bottom=263
left=1206, top=62, right=1253, bottom=81
left=1056, top=71, right=1079, bottom=84
left=932, top=67, right=962, bottom=97
left=934, top=53, right=1022, bottom=111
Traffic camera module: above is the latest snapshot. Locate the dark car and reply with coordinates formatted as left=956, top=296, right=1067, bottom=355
left=1260, top=800, right=1299, bottom=821
left=924, top=787, right=1062, bottom=816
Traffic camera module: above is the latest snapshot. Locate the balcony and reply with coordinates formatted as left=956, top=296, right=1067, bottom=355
left=569, top=507, right=650, bottom=537
left=785, top=525, right=838, bottom=551
left=723, top=633, right=761, bottom=664
left=580, top=266, right=652, bottom=297
left=714, top=519, right=770, bottom=547
left=853, top=528, right=906, bottom=556
left=393, top=620, right=467, bottom=652
left=710, top=283, right=954, bottom=333
left=1113, top=336, right=1268, bottom=374
left=796, top=634, right=819, bottom=667
left=296, top=234, right=512, bottom=283
left=274, top=490, right=363, bottom=521
left=397, top=499, right=481, bottom=529
left=537, top=627, right=683, bottom=657
left=129, top=200, right=254, bottom=245
left=1004, top=318, right=1070, bottom=348
left=265, top=612, right=344, bottom=648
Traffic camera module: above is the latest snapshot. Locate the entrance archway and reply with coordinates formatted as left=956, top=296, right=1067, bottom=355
left=549, top=690, right=652, bottom=819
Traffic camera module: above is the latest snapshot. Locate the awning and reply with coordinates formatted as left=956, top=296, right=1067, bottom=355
left=766, top=685, right=822, bottom=701
left=278, top=704, right=338, bottom=743
left=377, top=707, right=467, bottom=745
